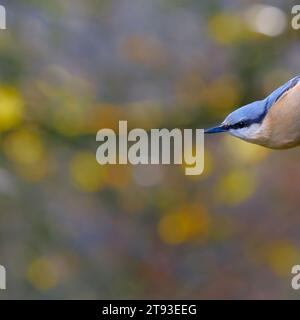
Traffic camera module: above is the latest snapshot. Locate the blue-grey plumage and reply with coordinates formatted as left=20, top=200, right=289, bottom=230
left=205, top=76, right=300, bottom=149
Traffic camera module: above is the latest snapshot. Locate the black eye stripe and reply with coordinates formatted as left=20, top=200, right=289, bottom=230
left=228, top=121, right=247, bottom=129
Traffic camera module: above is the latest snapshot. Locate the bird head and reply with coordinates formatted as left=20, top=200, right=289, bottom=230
left=205, top=100, right=267, bottom=143
left=205, top=75, right=300, bottom=146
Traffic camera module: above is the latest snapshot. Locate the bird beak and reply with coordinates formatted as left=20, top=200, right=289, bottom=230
left=204, top=125, right=227, bottom=134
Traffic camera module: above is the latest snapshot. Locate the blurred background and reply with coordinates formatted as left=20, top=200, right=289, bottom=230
left=0, top=0, right=300, bottom=299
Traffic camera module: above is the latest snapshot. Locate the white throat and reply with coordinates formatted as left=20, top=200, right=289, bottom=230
left=229, top=123, right=262, bottom=142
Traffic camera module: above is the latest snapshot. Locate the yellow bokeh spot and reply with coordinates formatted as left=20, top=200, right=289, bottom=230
left=3, top=128, right=52, bottom=181
left=0, top=86, right=24, bottom=131
left=209, top=13, right=249, bottom=45
left=27, top=257, right=60, bottom=291
left=203, top=75, right=243, bottom=113
left=264, top=242, right=300, bottom=276
left=4, top=129, right=45, bottom=165
left=216, top=169, right=256, bottom=205
left=224, top=135, right=270, bottom=165
left=158, top=204, right=211, bottom=245
left=70, top=151, right=107, bottom=192
left=52, top=98, right=87, bottom=136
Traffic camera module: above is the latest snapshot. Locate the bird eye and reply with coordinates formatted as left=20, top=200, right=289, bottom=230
left=238, top=121, right=245, bottom=128
left=232, top=121, right=246, bottom=129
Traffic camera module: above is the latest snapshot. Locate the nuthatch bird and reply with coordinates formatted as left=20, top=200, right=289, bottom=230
left=205, top=76, right=300, bottom=149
